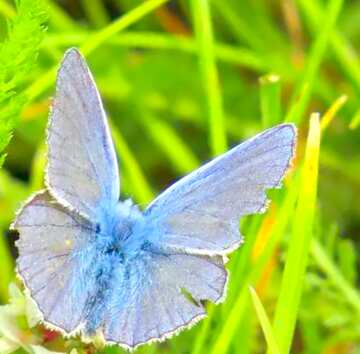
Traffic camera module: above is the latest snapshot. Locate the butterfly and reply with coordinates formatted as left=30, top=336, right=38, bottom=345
left=11, top=48, right=297, bottom=350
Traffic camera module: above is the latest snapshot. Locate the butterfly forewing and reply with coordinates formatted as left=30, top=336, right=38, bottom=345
left=47, top=49, right=120, bottom=220
left=146, top=124, right=296, bottom=255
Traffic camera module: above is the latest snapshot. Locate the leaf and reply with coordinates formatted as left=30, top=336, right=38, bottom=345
left=0, top=0, right=47, bottom=168
left=249, top=286, right=281, bottom=354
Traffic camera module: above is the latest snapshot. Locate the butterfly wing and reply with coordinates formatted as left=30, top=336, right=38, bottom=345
left=46, top=48, right=119, bottom=220
left=145, top=123, right=296, bottom=255
left=101, top=252, right=227, bottom=349
left=11, top=191, right=98, bottom=333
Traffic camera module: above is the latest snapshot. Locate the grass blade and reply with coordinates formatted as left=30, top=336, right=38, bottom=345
left=320, top=94, right=347, bottom=131
left=81, top=0, right=169, bottom=55
left=349, top=108, right=360, bottom=130
left=26, top=0, right=170, bottom=101
left=259, top=74, right=282, bottom=128
left=191, top=0, right=227, bottom=155
left=298, top=0, right=360, bottom=99
left=311, top=239, right=360, bottom=316
left=285, top=0, right=344, bottom=124
left=44, top=31, right=268, bottom=71
left=270, top=113, right=321, bottom=354
left=81, top=0, right=110, bottom=28
left=249, top=286, right=281, bottom=354
left=143, top=113, right=200, bottom=174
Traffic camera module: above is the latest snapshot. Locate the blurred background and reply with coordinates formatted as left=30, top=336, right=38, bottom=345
left=0, top=0, right=360, bottom=353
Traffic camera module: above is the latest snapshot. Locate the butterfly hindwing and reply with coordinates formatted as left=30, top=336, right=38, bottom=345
left=47, top=49, right=120, bottom=220
left=146, top=124, right=296, bottom=255
left=12, top=191, right=98, bottom=333
left=101, top=252, right=227, bottom=348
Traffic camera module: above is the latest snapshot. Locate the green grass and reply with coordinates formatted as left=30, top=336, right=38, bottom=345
left=285, top=0, right=344, bottom=124
left=249, top=286, right=280, bottom=354
left=1, top=0, right=360, bottom=353
left=191, top=0, right=227, bottom=155
left=259, top=74, right=282, bottom=128
left=270, top=113, right=321, bottom=354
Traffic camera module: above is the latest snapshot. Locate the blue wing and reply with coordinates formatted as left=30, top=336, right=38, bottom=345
left=11, top=191, right=98, bottom=333
left=46, top=48, right=119, bottom=220
left=13, top=49, right=122, bottom=336
left=100, top=252, right=227, bottom=349
left=145, top=123, right=296, bottom=255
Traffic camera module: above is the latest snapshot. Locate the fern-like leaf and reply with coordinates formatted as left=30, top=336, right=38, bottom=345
left=0, top=0, right=47, bottom=167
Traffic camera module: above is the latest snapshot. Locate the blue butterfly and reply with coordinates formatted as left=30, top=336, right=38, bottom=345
left=11, top=48, right=297, bottom=350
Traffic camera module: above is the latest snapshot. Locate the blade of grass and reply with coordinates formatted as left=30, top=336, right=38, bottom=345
left=26, top=0, right=170, bottom=101
left=80, top=0, right=168, bottom=55
left=81, top=0, right=110, bottom=28
left=191, top=304, right=215, bottom=354
left=224, top=215, right=263, bottom=312
left=298, top=0, right=360, bottom=98
left=212, top=0, right=291, bottom=78
left=349, top=108, right=360, bottom=130
left=311, top=239, right=360, bottom=316
left=259, top=74, right=282, bottom=128
left=44, top=32, right=268, bottom=71
left=191, top=0, right=227, bottom=156
left=211, top=0, right=264, bottom=52
left=233, top=304, right=253, bottom=354
left=249, top=286, right=281, bottom=354
left=320, top=94, right=347, bottom=131
left=285, top=0, right=344, bottom=124
left=210, top=289, right=250, bottom=354
left=270, top=113, right=321, bottom=354
left=142, top=113, right=200, bottom=174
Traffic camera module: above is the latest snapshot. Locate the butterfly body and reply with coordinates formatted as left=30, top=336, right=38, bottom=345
left=47, top=198, right=168, bottom=337
left=12, top=48, right=297, bottom=350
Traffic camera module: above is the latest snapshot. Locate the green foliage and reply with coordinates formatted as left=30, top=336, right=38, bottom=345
left=0, top=0, right=47, bottom=167
left=0, top=0, right=47, bottom=303
left=1, top=0, right=360, bottom=353
left=249, top=286, right=280, bottom=354
left=270, top=114, right=320, bottom=354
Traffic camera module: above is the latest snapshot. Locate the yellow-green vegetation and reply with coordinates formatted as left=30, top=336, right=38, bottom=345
left=0, top=0, right=359, bottom=353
